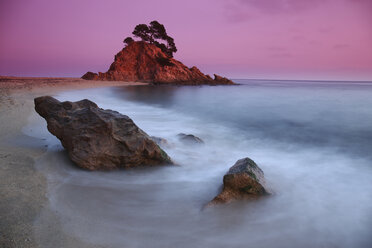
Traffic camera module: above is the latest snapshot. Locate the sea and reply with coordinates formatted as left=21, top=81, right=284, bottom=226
left=24, top=79, right=372, bottom=248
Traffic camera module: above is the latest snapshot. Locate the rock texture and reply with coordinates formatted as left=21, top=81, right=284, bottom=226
left=82, top=41, right=235, bottom=85
left=34, top=96, right=172, bottom=170
left=177, top=133, right=204, bottom=144
left=209, top=157, right=268, bottom=205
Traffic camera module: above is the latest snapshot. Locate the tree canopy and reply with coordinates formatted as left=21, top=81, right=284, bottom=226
left=123, top=37, right=134, bottom=45
left=123, top=20, right=177, bottom=58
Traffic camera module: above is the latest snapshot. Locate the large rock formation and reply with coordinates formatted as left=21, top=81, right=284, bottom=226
left=209, top=157, right=269, bottom=205
left=82, top=41, right=235, bottom=85
left=34, top=96, right=172, bottom=170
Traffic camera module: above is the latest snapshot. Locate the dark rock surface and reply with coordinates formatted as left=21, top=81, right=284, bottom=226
left=82, top=41, right=235, bottom=85
left=177, top=133, right=204, bottom=144
left=34, top=96, right=172, bottom=170
left=209, top=157, right=269, bottom=205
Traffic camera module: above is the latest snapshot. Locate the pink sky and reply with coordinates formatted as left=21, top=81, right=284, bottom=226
left=1, top=0, right=371, bottom=80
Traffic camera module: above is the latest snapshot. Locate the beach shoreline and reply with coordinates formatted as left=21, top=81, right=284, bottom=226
left=0, top=77, right=146, bottom=248
left=2, top=77, right=372, bottom=248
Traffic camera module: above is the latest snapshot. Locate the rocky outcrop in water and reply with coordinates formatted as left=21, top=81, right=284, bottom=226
left=209, top=157, right=269, bottom=205
left=34, top=96, right=172, bottom=170
left=82, top=41, right=235, bottom=85
left=177, top=133, right=204, bottom=145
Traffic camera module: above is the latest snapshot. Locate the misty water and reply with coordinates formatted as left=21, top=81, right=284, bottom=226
left=25, top=80, right=372, bottom=247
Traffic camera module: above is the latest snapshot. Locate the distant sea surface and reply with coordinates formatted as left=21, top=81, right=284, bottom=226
left=26, top=79, right=372, bottom=248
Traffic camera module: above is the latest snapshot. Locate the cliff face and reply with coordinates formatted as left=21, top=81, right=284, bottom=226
left=82, top=41, right=235, bottom=85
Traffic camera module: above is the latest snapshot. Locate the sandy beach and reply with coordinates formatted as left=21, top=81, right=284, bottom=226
left=0, top=77, right=146, bottom=248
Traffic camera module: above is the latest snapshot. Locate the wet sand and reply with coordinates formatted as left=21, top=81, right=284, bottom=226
left=0, top=77, right=146, bottom=248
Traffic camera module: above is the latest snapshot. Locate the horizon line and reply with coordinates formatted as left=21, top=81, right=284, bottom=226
left=1, top=75, right=371, bottom=83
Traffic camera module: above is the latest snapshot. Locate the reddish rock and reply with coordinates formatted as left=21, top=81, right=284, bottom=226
left=213, top=74, right=234, bottom=84
left=34, top=96, right=172, bottom=170
left=82, top=41, right=235, bottom=85
left=209, top=157, right=269, bottom=205
left=81, top=71, right=98, bottom=80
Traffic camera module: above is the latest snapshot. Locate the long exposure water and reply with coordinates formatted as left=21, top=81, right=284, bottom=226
left=25, top=79, right=372, bottom=247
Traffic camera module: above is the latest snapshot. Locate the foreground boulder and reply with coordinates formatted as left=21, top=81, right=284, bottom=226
left=34, top=96, right=172, bottom=170
left=209, top=157, right=269, bottom=205
left=82, top=41, right=235, bottom=85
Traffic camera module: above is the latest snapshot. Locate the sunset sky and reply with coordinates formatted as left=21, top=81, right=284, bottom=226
left=1, top=0, right=371, bottom=80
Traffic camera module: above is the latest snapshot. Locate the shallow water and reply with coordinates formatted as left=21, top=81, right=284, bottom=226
left=25, top=79, right=372, bottom=247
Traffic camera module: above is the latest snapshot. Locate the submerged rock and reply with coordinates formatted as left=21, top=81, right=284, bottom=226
left=82, top=41, right=235, bottom=85
left=177, top=133, right=204, bottom=145
left=34, top=96, right=172, bottom=170
left=209, top=157, right=269, bottom=205
left=150, top=136, right=170, bottom=148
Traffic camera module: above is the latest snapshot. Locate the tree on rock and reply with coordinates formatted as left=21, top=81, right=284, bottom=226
left=123, top=37, right=134, bottom=46
left=165, top=36, right=177, bottom=57
left=128, top=20, right=177, bottom=58
left=132, top=24, right=152, bottom=43
left=149, top=21, right=167, bottom=41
